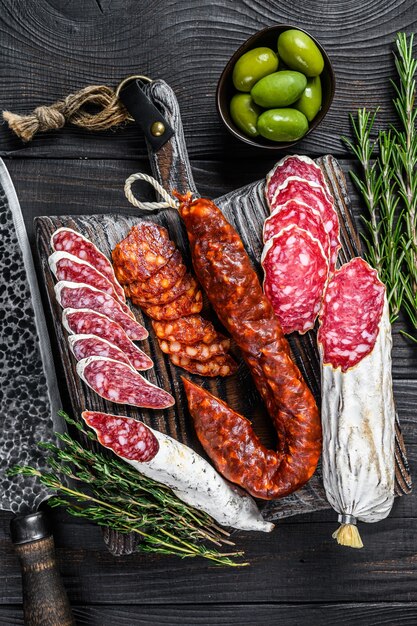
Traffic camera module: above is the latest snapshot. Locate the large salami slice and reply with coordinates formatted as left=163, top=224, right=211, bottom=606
left=51, top=227, right=125, bottom=303
left=266, top=155, right=333, bottom=205
left=62, top=308, right=152, bottom=370
left=152, top=316, right=218, bottom=345
left=128, top=272, right=194, bottom=307
left=68, top=334, right=144, bottom=370
left=82, top=410, right=272, bottom=532
left=271, top=176, right=340, bottom=269
left=76, top=356, right=175, bottom=409
left=55, top=281, right=147, bottom=341
left=140, top=278, right=203, bottom=320
left=262, top=225, right=328, bottom=334
left=125, top=249, right=186, bottom=301
left=112, top=222, right=176, bottom=283
left=263, top=199, right=331, bottom=262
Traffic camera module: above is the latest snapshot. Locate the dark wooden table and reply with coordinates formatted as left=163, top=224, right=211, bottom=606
left=1, top=1, right=417, bottom=624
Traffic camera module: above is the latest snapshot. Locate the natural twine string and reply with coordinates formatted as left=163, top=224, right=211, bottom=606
left=124, top=172, right=179, bottom=211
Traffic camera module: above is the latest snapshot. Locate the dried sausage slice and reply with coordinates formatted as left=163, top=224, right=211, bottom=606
left=318, top=257, right=386, bottom=371
left=129, top=272, right=194, bottom=307
left=159, top=335, right=231, bottom=362
left=125, top=249, right=186, bottom=301
left=262, top=225, right=328, bottom=334
left=62, top=308, right=152, bottom=370
left=266, top=155, right=333, bottom=206
left=68, top=334, right=138, bottom=370
left=152, top=316, right=218, bottom=345
left=171, top=353, right=237, bottom=377
left=55, top=281, right=147, bottom=341
left=140, top=278, right=203, bottom=320
left=77, top=356, right=175, bottom=408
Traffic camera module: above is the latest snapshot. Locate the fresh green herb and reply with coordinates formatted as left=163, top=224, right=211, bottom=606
left=9, top=412, right=247, bottom=567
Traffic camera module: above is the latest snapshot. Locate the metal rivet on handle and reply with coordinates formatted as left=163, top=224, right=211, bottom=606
left=151, top=121, right=165, bottom=136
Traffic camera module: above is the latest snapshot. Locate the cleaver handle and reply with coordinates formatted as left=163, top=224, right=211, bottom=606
left=11, top=511, right=75, bottom=626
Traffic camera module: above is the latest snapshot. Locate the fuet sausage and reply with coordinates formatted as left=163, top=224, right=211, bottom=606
left=176, top=192, right=321, bottom=500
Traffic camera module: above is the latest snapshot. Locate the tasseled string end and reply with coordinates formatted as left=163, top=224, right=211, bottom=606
left=332, top=514, right=364, bottom=549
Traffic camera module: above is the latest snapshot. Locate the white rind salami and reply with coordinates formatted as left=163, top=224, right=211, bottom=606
left=82, top=410, right=274, bottom=533
left=55, top=281, right=147, bottom=341
left=76, top=356, right=175, bottom=409
left=68, top=334, right=138, bottom=370
left=265, top=154, right=333, bottom=205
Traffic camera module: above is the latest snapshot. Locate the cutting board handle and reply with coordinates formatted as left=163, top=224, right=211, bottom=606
left=11, top=511, right=75, bottom=626
left=143, top=80, right=199, bottom=196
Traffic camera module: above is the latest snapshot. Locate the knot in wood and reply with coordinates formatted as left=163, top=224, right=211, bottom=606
left=33, top=105, right=65, bottom=131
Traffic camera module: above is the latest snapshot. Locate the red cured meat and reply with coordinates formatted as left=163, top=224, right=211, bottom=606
left=76, top=356, right=175, bottom=409
left=51, top=227, right=125, bottom=303
left=262, top=225, right=328, bottom=334
left=140, top=279, right=203, bottom=320
left=318, top=257, right=386, bottom=371
left=62, top=308, right=152, bottom=370
left=171, top=353, right=237, bottom=377
left=266, top=155, right=333, bottom=205
left=55, top=281, right=147, bottom=341
left=68, top=334, right=136, bottom=369
left=125, top=249, right=186, bottom=301
left=159, top=335, right=231, bottom=361
left=112, top=222, right=176, bottom=283
left=263, top=200, right=331, bottom=262
left=271, top=176, right=340, bottom=269
left=152, top=316, right=218, bottom=345
left=128, top=272, right=194, bottom=307
left=82, top=411, right=159, bottom=462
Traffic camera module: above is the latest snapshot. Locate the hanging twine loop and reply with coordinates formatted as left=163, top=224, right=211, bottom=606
left=124, top=172, right=179, bottom=211
left=2, top=75, right=152, bottom=142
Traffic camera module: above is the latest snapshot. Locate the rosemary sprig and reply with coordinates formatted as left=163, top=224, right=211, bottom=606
left=9, top=412, right=247, bottom=567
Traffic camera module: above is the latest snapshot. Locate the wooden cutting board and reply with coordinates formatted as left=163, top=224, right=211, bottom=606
left=35, top=80, right=411, bottom=555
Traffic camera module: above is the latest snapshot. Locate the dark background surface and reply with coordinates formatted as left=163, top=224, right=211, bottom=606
left=1, top=1, right=417, bottom=624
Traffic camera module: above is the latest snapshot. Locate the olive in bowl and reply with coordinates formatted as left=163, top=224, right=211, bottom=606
left=216, top=25, right=335, bottom=149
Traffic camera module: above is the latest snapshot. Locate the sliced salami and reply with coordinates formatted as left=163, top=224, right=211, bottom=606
left=263, top=199, right=331, bottom=262
left=55, top=281, right=147, bottom=341
left=141, top=278, right=203, bottom=321
left=112, top=222, right=176, bottom=284
left=129, top=272, right=194, bottom=307
left=262, top=225, right=328, bottom=334
left=68, top=334, right=140, bottom=370
left=51, top=227, right=125, bottom=303
left=172, top=353, right=237, bottom=376
left=152, top=316, right=218, bottom=345
left=271, top=176, right=340, bottom=269
left=265, top=155, right=333, bottom=205
left=125, top=249, right=186, bottom=301
left=76, top=356, right=175, bottom=408
left=159, top=335, right=231, bottom=362
left=317, top=257, right=386, bottom=371
left=62, top=308, right=152, bottom=370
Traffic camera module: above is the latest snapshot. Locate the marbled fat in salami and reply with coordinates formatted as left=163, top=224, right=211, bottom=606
left=62, top=308, right=152, bottom=370
left=152, top=316, right=218, bottom=345
left=51, top=227, right=125, bottom=303
left=55, top=281, right=147, bottom=341
left=263, top=200, right=331, bottom=262
left=318, top=257, right=386, bottom=371
left=266, top=155, right=333, bottom=206
left=140, top=278, right=203, bottom=320
left=76, top=356, right=175, bottom=408
left=271, top=176, right=341, bottom=269
left=125, top=249, right=186, bottom=301
left=68, top=334, right=137, bottom=370
left=128, top=272, right=194, bottom=307
left=159, top=335, right=230, bottom=362
left=262, top=225, right=328, bottom=334
left=172, top=353, right=237, bottom=377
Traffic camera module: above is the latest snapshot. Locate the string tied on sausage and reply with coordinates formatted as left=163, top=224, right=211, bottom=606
left=124, top=172, right=180, bottom=212
left=332, top=514, right=363, bottom=549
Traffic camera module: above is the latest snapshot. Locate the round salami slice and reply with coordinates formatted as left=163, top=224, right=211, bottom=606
left=55, top=281, right=147, bottom=341
left=159, top=335, right=231, bottom=362
left=265, top=155, right=333, bottom=206
left=271, top=176, right=340, bottom=269
left=51, top=227, right=125, bottom=303
left=62, top=308, right=152, bottom=370
left=76, top=356, right=175, bottom=409
left=112, top=222, right=176, bottom=284
left=171, top=353, right=237, bottom=377
left=262, top=225, right=329, bottom=334
left=152, top=316, right=218, bottom=345
left=130, top=272, right=194, bottom=307
left=317, top=257, right=386, bottom=372
left=140, top=278, right=203, bottom=321
left=263, top=199, right=331, bottom=262
left=68, top=334, right=138, bottom=370
left=125, top=249, right=186, bottom=301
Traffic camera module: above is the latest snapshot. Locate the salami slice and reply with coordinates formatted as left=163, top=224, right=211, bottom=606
left=140, top=278, right=203, bottom=320
left=68, top=334, right=140, bottom=370
left=271, top=176, right=340, bottom=269
left=171, top=353, right=237, bottom=377
left=112, top=222, right=176, bottom=284
left=265, top=155, right=333, bottom=205
left=125, top=249, right=186, bottom=301
left=262, top=225, right=328, bottom=334
left=49, top=251, right=127, bottom=309
left=263, top=200, right=331, bottom=262
left=77, top=356, right=175, bottom=408
left=152, top=316, right=218, bottom=345
left=62, top=308, right=152, bottom=370
left=317, top=257, right=386, bottom=371
left=129, top=272, right=194, bottom=307
left=55, top=281, right=147, bottom=341
left=51, top=227, right=125, bottom=303
left=159, top=335, right=231, bottom=362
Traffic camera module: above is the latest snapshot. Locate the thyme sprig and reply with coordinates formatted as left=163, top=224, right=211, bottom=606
left=9, top=412, right=247, bottom=567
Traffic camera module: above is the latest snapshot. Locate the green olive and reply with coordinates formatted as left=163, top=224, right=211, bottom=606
left=294, top=76, right=322, bottom=121
left=257, top=108, right=309, bottom=142
left=277, top=29, right=324, bottom=77
left=230, top=93, right=261, bottom=137
left=251, top=71, right=307, bottom=108
left=232, top=47, right=279, bottom=92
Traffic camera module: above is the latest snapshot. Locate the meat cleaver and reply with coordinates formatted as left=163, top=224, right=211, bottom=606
left=0, top=159, right=74, bottom=625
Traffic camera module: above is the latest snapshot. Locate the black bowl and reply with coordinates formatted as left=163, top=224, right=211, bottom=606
left=216, top=25, right=335, bottom=150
